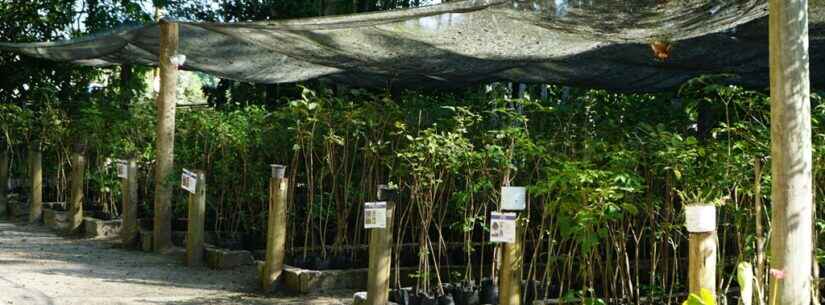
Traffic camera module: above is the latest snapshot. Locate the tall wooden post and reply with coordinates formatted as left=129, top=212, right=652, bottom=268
left=262, top=165, right=287, bottom=291
left=769, top=0, right=813, bottom=303
left=499, top=95, right=524, bottom=305
left=686, top=205, right=717, bottom=296
left=68, top=145, right=86, bottom=233
left=153, top=19, right=179, bottom=252
left=186, top=170, right=205, bottom=266
left=121, top=159, right=139, bottom=247
left=500, top=220, right=523, bottom=305
left=688, top=233, right=717, bottom=294
left=0, top=150, right=8, bottom=218
left=29, top=143, right=42, bottom=223
left=365, top=185, right=395, bottom=305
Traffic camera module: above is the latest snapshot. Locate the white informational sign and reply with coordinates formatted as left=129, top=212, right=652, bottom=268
left=501, top=186, right=527, bottom=211
left=490, top=212, right=517, bottom=243
left=116, top=160, right=128, bottom=179
left=181, top=169, right=198, bottom=194
left=364, top=201, right=387, bottom=229
left=685, top=205, right=716, bottom=233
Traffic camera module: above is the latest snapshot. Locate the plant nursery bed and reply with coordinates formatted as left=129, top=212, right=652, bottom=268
left=370, top=287, right=493, bottom=305
left=138, top=228, right=188, bottom=252
left=83, top=216, right=121, bottom=238
left=278, top=263, right=472, bottom=294
left=171, top=230, right=220, bottom=248
left=253, top=242, right=480, bottom=271
left=205, top=245, right=255, bottom=270
left=383, top=279, right=545, bottom=305
left=138, top=228, right=154, bottom=252
left=43, top=206, right=69, bottom=231
left=6, top=193, right=29, bottom=220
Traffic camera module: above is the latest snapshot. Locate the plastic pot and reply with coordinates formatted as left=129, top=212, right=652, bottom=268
left=409, top=291, right=421, bottom=305
left=454, top=286, right=479, bottom=305
left=391, top=289, right=411, bottom=305
left=270, top=164, right=286, bottom=179
left=316, top=258, right=332, bottom=270
left=419, top=293, right=438, bottom=305
left=480, top=278, right=499, bottom=305
left=438, top=294, right=455, bottom=305
left=331, top=255, right=351, bottom=269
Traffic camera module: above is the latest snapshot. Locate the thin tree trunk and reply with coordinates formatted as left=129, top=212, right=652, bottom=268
left=755, top=157, right=766, bottom=305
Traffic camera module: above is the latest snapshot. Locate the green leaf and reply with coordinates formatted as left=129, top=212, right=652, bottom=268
left=681, top=288, right=716, bottom=305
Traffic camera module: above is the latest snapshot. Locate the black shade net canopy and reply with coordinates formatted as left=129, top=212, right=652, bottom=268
left=1, top=0, right=824, bottom=92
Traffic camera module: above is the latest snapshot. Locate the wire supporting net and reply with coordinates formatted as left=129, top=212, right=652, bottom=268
left=1, top=0, right=824, bottom=91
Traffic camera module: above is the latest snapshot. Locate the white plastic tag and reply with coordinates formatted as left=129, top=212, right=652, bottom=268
left=685, top=205, right=716, bottom=233
left=364, top=202, right=387, bottom=229
left=490, top=212, right=517, bottom=243
left=181, top=169, right=198, bottom=194
left=501, top=186, right=527, bottom=210
left=116, top=160, right=128, bottom=179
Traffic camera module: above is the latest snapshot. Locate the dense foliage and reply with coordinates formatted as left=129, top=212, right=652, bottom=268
left=1, top=80, right=823, bottom=304
left=1, top=1, right=824, bottom=304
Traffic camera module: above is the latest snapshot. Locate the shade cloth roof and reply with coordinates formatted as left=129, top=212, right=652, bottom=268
left=2, top=0, right=824, bottom=91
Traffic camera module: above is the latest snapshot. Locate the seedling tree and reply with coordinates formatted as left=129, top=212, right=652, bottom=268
left=397, top=105, right=476, bottom=296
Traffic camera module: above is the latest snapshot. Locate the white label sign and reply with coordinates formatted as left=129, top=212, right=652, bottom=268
left=685, top=205, right=716, bottom=233
left=364, top=201, right=387, bottom=229
left=181, top=169, right=198, bottom=194
left=501, top=186, right=527, bottom=210
left=490, top=212, right=517, bottom=243
left=116, top=160, right=128, bottom=179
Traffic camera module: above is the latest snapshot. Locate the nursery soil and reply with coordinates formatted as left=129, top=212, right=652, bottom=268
left=0, top=220, right=353, bottom=305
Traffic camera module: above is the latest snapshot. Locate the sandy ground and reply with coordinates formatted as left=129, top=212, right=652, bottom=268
left=0, top=220, right=352, bottom=305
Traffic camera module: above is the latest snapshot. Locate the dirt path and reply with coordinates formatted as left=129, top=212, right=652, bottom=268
left=0, top=221, right=351, bottom=305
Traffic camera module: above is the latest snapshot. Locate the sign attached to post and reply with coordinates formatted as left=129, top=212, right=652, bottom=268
left=181, top=169, right=198, bottom=194
left=490, top=212, right=517, bottom=243
left=116, top=160, right=128, bottom=179
left=685, top=205, right=716, bottom=233
left=501, top=186, right=527, bottom=211
left=364, top=201, right=387, bottom=229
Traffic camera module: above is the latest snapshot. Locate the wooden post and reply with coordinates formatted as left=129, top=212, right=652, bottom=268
left=769, top=0, right=813, bottom=303
left=262, top=164, right=287, bottom=291
left=499, top=220, right=523, bottom=305
left=686, top=205, right=717, bottom=296
left=365, top=185, right=395, bottom=305
left=68, top=145, right=86, bottom=233
left=689, top=233, right=717, bottom=294
left=121, top=159, right=139, bottom=247
left=186, top=170, right=205, bottom=266
left=0, top=150, right=8, bottom=218
left=499, top=90, right=524, bottom=305
left=153, top=19, right=179, bottom=252
left=28, top=143, right=42, bottom=223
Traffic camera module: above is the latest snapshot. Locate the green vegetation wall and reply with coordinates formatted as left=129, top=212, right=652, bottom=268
left=2, top=81, right=823, bottom=303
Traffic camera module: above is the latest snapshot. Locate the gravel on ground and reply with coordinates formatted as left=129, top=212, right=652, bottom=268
left=0, top=220, right=352, bottom=305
